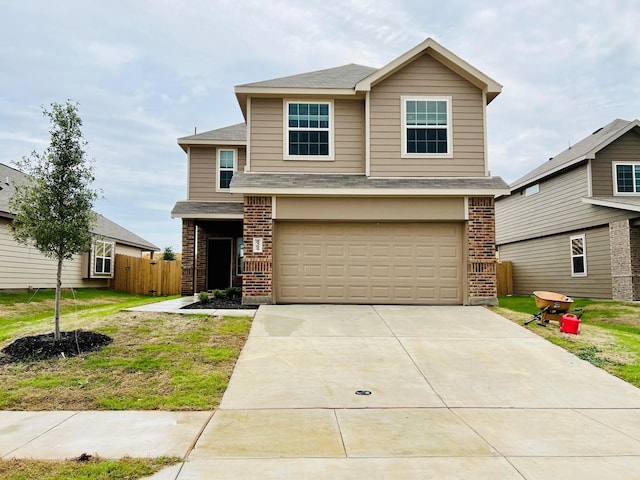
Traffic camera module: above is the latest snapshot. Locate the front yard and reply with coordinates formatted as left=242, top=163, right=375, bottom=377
left=490, top=296, right=640, bottom=388
left=0, top=289, right=252, bottom=478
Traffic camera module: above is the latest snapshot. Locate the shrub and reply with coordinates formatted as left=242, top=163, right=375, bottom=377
left=212, top=289, right=228, bottom=300
left=198, top=291, right=209, bottom=302
left=226, top=287, right=242, bottom=299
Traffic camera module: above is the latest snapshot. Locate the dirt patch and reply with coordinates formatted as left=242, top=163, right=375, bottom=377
left=182, top=297, right=258, bottom=310
left=1, top=331, right=112, bottom=363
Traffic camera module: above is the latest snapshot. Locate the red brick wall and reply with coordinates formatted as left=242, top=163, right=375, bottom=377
left=181, top=219, right=195, bottom=295
left=467, top=196, right=498, bottom=304
left=242, top=196, right=273, bottom=303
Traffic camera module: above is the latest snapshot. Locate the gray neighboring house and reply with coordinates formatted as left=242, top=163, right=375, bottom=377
left=495, top=119, right=640, bottom=301
left=0, top=163, right=159, bottom=290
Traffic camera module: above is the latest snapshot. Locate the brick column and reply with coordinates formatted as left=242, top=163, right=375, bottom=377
left=467, top=197, right=498, bottom=305
left=181, top=219, right=195, bottom=296
left=610, top=220, right=640, bottom=301
left=242, top=196, right=273, bottom=304
left=195, top=225, right=208, bottom=293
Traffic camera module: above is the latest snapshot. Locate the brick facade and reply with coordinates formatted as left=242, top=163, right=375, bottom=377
left=242, top=196, right=273, bottom=304
left=610, top=220, right=640, bottom=301
left=467, top=196, right=498, bottom=305
left=181, top=219, right=195, bottom=295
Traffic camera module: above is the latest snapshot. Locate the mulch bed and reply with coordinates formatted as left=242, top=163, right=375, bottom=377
left=1, top=331, right=112, bottom=363
left=181, top=297, right=258, bottom=310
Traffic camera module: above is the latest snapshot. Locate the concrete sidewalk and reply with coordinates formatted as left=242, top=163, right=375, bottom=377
left=2, top=305, right=640, bottom=479
left=125, top=296, right=258, bottom=318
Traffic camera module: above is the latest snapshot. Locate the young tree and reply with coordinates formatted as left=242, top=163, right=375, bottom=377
left=10, top=101, right=98, bottom=341
left=161, top=246, right=177, bottom=261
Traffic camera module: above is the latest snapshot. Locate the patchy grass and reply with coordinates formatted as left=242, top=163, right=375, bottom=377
left=491, top=295, right=640, bottom=388
left=0, top=456, right=180, bottom=480
left=0, top=312, right=252, bottom=410
left=0, top=288, right=179, bottom=344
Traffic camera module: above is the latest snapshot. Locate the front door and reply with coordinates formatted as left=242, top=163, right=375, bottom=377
left=207, top=238, right=232, bottom=290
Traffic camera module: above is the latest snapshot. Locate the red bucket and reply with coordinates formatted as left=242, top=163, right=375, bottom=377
left=560, top=313, right=581, bottom=334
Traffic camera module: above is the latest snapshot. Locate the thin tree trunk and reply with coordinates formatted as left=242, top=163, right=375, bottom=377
left=55, top=257, right=63, bottom=341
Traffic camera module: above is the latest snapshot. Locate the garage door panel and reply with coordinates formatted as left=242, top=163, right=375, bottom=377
left=276, top=222, right=463, bottom=304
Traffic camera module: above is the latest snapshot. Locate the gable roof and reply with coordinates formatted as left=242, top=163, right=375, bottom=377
left=355, top=38, right=502, bottom=103
left=177, top=123, right=246, bottom=151
left=510, top=119, right=640, bottom=191
left=0, top=163, right=158, bottom=251
left=234, top=37, right=502, bottom=117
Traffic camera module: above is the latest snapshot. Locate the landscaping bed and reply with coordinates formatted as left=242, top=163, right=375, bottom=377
left=182, top=287, right=258, bottom=310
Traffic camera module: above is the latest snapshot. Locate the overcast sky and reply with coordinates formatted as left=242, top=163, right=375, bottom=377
left=1, top=0, right=639, bottom=251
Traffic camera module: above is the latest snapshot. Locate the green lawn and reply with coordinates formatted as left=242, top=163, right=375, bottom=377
left=490, top=296, right=640, bottom=388
left=0, top=288, right=251, bottom=479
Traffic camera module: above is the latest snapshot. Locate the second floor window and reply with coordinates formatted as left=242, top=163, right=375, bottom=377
left=286, top=102, right=331, bottom=158
left=614, top=163, right=640, bottom=194
left=402, top=97, right=452, bottom=156
left=217, top=149, right=236, bottom=190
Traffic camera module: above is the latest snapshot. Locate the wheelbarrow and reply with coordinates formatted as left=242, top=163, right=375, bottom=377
left=524, top=291, right=584, bottom=326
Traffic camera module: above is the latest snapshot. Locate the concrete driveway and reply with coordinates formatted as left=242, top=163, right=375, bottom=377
left=174, top=305, right=640, bottom=479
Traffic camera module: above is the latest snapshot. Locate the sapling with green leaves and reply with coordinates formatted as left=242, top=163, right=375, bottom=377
left=9, top=101, right=99, bottom=341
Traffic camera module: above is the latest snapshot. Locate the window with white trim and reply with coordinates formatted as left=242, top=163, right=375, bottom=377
left=570, top=234, right=587, bottom=277
left=402, top=96, right=452, bottom=156
left=286, top=101, right=331, bottom=158
left=217, top=149, right=236, bottom=190
left=525, top=184, right=540, bottom=196
left=614, top=163, right=640, bottom=194
left=94, top=240, right=114, bottom=276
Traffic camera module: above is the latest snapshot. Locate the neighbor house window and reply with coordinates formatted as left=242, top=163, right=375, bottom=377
left=285, top=101, right=332, bottom=159
left=402, top=96, right=452, bottom=156
left=614, top=163, right=640, bottom=194
left=525, top=184, right=540, bottom=196
left=94, top=240, right=114, bottom=275
left=236, top=238, right=244, bottom=275
left=570, top=234, right=587, bottom=277
left=217, top=149, right=236, bottom=190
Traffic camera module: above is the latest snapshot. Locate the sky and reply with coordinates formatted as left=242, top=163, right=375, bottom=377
left=1, top=0, right=639, bottom=251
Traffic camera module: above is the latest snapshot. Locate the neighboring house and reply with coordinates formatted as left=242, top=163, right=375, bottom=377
left=0, top=163, right=159, bottom=290
left=495, top=119, right=640, bottom=301
left=172, top=38, right=509, bottom=305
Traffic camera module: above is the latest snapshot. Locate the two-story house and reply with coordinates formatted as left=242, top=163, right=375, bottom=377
left=496, top=119, right=640, bottom=301
left=172, top=38, right=509, bottom=305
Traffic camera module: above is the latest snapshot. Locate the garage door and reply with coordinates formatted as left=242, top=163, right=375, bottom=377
left=275, top=222, right=463, bottom=304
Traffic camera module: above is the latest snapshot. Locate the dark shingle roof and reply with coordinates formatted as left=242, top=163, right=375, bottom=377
left=229, top=172, right=509, bottom=193
left=237, top=64, right=378, bottom=89
left=171, top=201, right=244, bottom=218
left=0, top=163, right=158, bottom=251
left=510, top=119, right=638, bottom=190
left=178, top=123, right=246, bottom=144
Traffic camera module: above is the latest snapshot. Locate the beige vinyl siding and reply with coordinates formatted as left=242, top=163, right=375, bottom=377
left=115, top=244, right=145, bottom=257
left=188, top=146, right=246, bottom=201
left=592, top=130, right=640, bottom=196
left=0, top=219, right=107, bottom=290
left=249, top=97, right=365, bottom=173
left=275, top=196, right=465, bottom=221
left=369, top=53, right=485, bottom=177
left=496, top=164, right=638, bottom=245
left=498, top=227, right=612, bottom=299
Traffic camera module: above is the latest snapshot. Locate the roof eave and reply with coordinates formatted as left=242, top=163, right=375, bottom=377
left=510, top=157, right=589, bottom=192
left=229, top=186, right=511, bottom=196
left=355, top=38, right=502, bottom=102
left=171, top=212, right=244, bottom=220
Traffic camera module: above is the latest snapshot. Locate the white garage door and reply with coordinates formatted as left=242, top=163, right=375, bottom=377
left=275, top=222, right=463, bottom=304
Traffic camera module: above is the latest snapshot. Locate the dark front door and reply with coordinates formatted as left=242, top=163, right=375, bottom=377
left=207, top=238, right=232, bottom=290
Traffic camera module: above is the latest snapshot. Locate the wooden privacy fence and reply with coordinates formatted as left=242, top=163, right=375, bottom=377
left=496, top=261, right=513, bottom=296
left=112, top=254, right=181, bottom=296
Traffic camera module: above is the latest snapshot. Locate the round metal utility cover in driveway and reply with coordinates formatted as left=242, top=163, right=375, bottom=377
left=275, top=221, right=463, bottom=304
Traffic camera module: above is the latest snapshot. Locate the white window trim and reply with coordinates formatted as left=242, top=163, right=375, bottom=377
left=525, top=184, right=540, bottom=196
left=93, top=239, right=115, bottom=277
left=216, top=148, right=237, bottom=192
left=570, top=234, right=587, bottom=277
left=401, top=95, right=453, bottom=159
left=236, top=237, right=244, bottom=276
left=612, top=162, right=640, bottom=196
left=283, top=99, right=334, bottom=161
